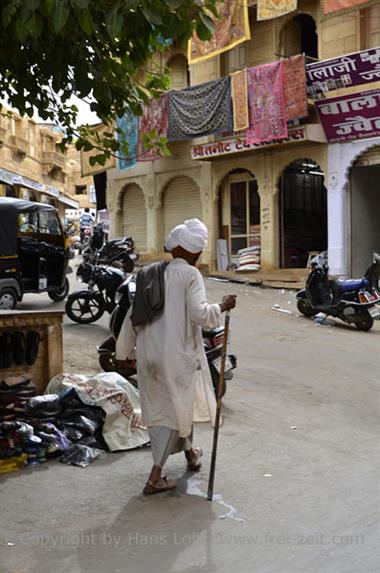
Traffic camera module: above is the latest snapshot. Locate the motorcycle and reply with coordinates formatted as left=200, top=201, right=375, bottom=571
left=65, top=260, right=125, bottom=324
left=96, top=275, right=237, bottom=397
left=77, top=225, right=93, bottom=254
left=82, top=226, right=138, bottom=274
left=296, top=252, right=380, bottom=331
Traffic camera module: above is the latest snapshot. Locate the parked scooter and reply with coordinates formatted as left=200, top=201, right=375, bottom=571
left=96, top=275, right=237, bottom=397
left=296, top=252, right=380, bottom=331
left=65, top=260, right=125, bottom=324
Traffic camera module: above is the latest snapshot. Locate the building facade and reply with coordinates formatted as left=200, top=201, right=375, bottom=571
left=0, top=112, right=81, bottom=215
left=105, top=0, right=380, bottom=276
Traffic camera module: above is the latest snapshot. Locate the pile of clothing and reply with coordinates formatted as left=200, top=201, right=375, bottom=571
left=0, top=376, right=37, bottom=421
left=0, top=371, right=150, bottom=474
left=0, top=377, right=107, bottom=472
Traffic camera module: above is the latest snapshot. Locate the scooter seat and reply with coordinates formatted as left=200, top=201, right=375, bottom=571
left=336, top=278, right=367, bottom=292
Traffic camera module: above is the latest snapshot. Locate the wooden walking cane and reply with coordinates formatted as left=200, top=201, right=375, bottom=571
left=207, top=310, right=231, bottom=501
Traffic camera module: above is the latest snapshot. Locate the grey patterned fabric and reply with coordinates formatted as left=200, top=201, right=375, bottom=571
left=168, top=77, right=233, bottom=141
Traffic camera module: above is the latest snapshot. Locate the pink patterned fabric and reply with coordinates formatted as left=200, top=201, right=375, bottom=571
left=138, top=94, right=168, bottom=161
left=246, top=61, right=288, bottom=145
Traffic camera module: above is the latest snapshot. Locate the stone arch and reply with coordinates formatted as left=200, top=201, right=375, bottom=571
left=278, top=12, right=318, bottom=60
left=119, top=182, right=147, bottom=252
left=274, top=156, right=325, bottom=195
left=160, top=175, right=202, bottom=241
left=214, top=166, right=261, bottom=202
left=342, top=141, right=380, bottom=186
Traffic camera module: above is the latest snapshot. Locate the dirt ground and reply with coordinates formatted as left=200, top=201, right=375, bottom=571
left=1, top=269, right=379, bottom=573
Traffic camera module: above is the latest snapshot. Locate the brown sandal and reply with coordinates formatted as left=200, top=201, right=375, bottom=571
left=187, top=447, right=203, bottom=472
left=143, top=476, right=176, bottom=495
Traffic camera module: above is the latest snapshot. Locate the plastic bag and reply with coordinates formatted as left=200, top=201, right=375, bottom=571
left=26, top=394, right=61, bottom=417
left=59, top=444, right=106, bottom=467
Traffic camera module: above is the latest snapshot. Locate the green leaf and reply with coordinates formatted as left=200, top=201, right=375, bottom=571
left=51, top=0, right=70, bottom=33
left=2, top=0, right=21, bottom=27
left=89, top=155, right=97, bottom=166
left=196, top=21, right=211, bottom=41
left=28, top=12, right=44, bottom=38
left=77, top=8, right=93, bottom=35
left=141, top=5, right=163, bottom=26
left=106, top=4, right=124, bottom=38
left=73, top=0, right=90, bottom=8
left=25, top=0, right=40, bottom=9
left=199, top=11, right=215, bottom=34
left=163, top=0, right=183, bottom=8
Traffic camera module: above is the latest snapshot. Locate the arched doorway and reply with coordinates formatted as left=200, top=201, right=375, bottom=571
left=162, top=176, right=202, bottom=241
left=219, top=169, right=260, bottom=266
left=121, top=183, right=147, bottom=252
left=280, top=14, right=318, bottom=60
left=350, top=145, right=380, bottom=276
left=279, top=160, right=327, bottom=269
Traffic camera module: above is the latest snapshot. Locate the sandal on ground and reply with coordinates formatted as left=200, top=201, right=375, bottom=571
left=143, top=476, right=176, bottom=495
left=187, top=447, right=203, bottom=472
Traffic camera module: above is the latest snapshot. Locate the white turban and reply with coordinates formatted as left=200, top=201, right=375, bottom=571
left=165, top=218, right=208, bottom=254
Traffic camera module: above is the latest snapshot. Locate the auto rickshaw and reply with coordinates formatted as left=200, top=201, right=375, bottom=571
left=0, top=197, right=71, bottom=309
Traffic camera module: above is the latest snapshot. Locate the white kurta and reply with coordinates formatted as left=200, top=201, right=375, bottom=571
left=116, top=258, right=222, bottom=437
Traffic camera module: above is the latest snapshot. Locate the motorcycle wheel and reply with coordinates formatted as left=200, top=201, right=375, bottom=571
left=210, top=364, right=226, bottom=398
left=48, top=278, right=70, bottom=302
left=65, top=293, right=105, bottom=324
left=354, top=310, right=374, bottom=332
left=297, top=299, right=317, bottom=317
left=98, top=353, right=138, bottom=388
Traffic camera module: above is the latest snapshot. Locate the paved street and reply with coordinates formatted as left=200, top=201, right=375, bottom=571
left=1, top=268, right=379, bottom=573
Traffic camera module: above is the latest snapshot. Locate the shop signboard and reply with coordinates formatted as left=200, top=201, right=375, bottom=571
left=306, top=48, right=380, bottom=97
left=316, top=89, right=380, bottom=143
left=44, top=186, right=60, bottom=198
left=191, top=126, right=309, bottom=160
left=59, top=194, right=79, bottom=209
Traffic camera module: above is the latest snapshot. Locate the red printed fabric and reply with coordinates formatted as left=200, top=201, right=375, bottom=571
left=246, top=61, right=288, bottom=145
left=138, top=94, right=168, bottom=161
left=284, top=54, right=308, bottom=121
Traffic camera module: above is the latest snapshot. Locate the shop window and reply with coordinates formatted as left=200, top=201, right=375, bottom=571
left=75, top=185, right=87, bottom=195
left=280, top=14, right=318, bottom=60
left=18, top=212, right=38, bottom=233
left=167, top=54, right=189, bottom=90
left=229, top=176, right=260, bottom=254
left=38, top=211, right=61, bottom=235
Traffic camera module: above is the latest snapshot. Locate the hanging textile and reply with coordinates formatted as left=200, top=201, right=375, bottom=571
left=323, top=0, right=378, bottom=16
left=257, top=0, right=297, bottom=20
left=284, top=55, right=308, bottom=122
left=231, top=69, right=249, bottom=131
left=168, top=77, right=233, bottom=141
left=246, top=62, right=288, bottom=145
left=138, top=94, right=169, bottom=161
left=188, top=0, right=250, bottom=64
left=116, top=108, right=138, bottom=171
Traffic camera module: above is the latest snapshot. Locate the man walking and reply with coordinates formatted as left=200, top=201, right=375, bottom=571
left=116, top=218, right=236, bottom=494
left=79, top=207, right=93, bottom=242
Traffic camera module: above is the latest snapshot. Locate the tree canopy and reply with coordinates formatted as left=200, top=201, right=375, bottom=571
left=0, top=0, right=217, bottom=164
